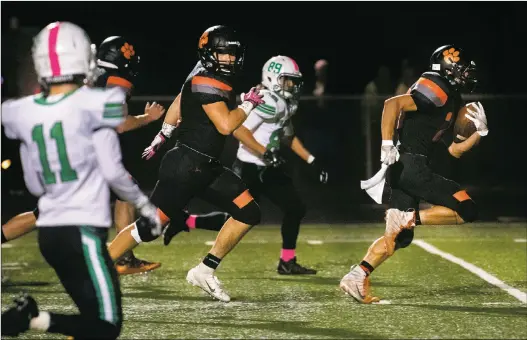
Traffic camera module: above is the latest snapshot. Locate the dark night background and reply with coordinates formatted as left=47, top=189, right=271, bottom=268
left=2, top=2, right=526, bottom=224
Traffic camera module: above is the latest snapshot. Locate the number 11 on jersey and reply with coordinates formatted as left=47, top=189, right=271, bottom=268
left=31, top=121, right=78, bottom=184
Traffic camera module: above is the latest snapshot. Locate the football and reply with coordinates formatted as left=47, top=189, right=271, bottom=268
left=453, top=102, right=478, bottom=143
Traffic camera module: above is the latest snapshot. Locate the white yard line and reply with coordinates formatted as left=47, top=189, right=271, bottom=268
left=514, top=238, right=527, bottom=243
left=307, top=240, right=324, bottom=245
left=413, top=239, right=526, bottom=303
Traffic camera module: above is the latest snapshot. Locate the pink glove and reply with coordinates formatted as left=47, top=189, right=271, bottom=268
left=142, top=132, right=167, bottom=160
left=242, top=87, right=265, bottom=106
left=238, top=87, right=265, bottom=115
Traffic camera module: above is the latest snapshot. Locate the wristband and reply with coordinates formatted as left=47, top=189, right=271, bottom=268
left=307, top=155, right=315, bottom=164
left=238, top=101, right=254, bottom=116
left=161, top=122, right=177, bottom=138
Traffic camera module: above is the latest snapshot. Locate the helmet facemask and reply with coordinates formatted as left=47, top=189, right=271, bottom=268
left=451, top=60, right=477, bottom=93
left=275, top=74, right=303, bottom=99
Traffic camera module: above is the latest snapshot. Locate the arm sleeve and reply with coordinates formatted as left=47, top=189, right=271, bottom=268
left=92, top=128, right=149, bottom=208
left=87, top=87, right=128, bottom=130
left=20, top=143, right=45, bottom=197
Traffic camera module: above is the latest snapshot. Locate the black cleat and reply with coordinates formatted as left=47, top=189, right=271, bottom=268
left=163, top=213, right=189, bottom=246
left=277, top=257, right=317, bottom=275
left=1, top=293, right=39, bottom=336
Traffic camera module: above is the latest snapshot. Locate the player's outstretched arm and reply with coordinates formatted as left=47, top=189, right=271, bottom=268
left=141, top=93, right=181, bottom=160
left=290, top=136, right=329, bottom=183
left=116, top=102, right=166, bottom=134
left=290, top=136, right=312, bottom=163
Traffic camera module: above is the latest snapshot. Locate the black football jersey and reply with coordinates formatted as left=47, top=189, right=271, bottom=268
left=177, top=61, right=237, bottom=158
left=398, top=72, right=464, bottom=156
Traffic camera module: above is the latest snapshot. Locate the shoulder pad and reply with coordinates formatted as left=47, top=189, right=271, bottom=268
left=191, top=74, right=232, bottom=100
left=253, top=90, right=283, bottom=119
left=411, top=72, right=450, bottom=107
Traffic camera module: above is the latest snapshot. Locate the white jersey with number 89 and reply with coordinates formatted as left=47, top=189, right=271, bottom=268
left=2, top=86, right=126, bottom=227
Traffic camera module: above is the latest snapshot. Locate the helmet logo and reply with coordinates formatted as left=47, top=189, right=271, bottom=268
left=267, top=62, right=282, bottom=74
left=442, top=48, right=460, bottom=64
left=121, top=43, right=135, bottom=60
left=198, top=32, right=209, bottom=49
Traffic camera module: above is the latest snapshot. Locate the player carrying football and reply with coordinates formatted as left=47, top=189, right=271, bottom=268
left=1, top=22, right=161, bottom=338
left=340, top=45, right=489, bottom=303
left=106, top=25, right=265, bottom=302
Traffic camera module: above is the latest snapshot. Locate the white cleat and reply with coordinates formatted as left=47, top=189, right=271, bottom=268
left=339, top=264, right=379, bottom=304
left=186, top=264, right=231, bottom=302
left=384, top=208, right=416, bottom=255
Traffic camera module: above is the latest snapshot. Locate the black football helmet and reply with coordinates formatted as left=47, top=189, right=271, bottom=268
left=96, top=36, right=140, bottom=86
left=197, top=25, right=245, bottom=76
left=430, top=45, right=477, bottom=92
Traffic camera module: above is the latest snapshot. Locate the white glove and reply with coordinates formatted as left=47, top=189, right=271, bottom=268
left=380, top=140, right=400, bottom=165
left=137, top=201, right=162, bottom=237
left=465, top=102, right=488, bottom=136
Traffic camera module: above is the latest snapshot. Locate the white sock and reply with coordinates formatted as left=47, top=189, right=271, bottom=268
left=29, top=311, right=50, bottom=331
left=197, top=262, right=214, bottom=275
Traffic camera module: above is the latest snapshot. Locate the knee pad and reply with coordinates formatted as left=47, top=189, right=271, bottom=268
left=134, top=217, right=161, bottom=243
left=395, top=228, right=414, bottom=250
left=457, top=199, right=478, bottom=222
left=230, top=200, right=261, bottom=226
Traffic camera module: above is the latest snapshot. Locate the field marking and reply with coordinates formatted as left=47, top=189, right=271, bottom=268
left=514, top=238, right=527, bottom=243
left=307, top=240, right=324, bottom=245
left=205, top=241, right=215, bottom=246
left=373, top=300, right=392, bottom=305
left=1, top=244, right=14, bottom=248
left=413, top=239, right=527, bottom=304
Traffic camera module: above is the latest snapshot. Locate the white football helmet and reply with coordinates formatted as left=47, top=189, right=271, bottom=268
left=32, top=21, right=96, bottom=85
left=261, top=55, right=303, bottom=99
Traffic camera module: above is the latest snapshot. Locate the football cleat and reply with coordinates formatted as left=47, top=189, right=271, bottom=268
left=186, top=265, right=231, bottom=302
left=384, top=208, right=416, bottom=255
left=1, top=293, right=39, bottom=336
left=115, top=252, right=161, bottom=275
left=277, top=257, right=317, bottom=275
left=340, top=264, right=380, bottom=304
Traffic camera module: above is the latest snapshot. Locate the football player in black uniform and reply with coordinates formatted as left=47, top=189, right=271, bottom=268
left=340, top=45, right=489, bottom=303
left=1, top=36, right=166, bottom=275
left=106, top=25, right=265, bottom=302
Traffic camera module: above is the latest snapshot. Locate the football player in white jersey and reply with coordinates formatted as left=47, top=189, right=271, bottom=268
left=0, top=22, right=161, bottom=339
left=163, top=56, right=329, bottom=274
left=1, top=35, right=166, bottom=275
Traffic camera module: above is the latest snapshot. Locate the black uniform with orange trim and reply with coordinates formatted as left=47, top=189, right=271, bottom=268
left=385, top=71, right=476, bottom=247
left=177, top=61, right=237, bottom=158
left=148, top=61, right=259, bottom=227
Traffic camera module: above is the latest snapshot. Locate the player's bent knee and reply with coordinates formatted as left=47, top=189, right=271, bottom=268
left=395, top=228, right=414, bottom=250
left=134, top=217, right=160, bottom=243
left=230, top=200, right=261, bottom=226
left=457, top=199, right=478, bottom=223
